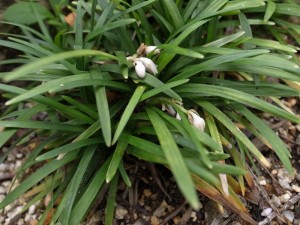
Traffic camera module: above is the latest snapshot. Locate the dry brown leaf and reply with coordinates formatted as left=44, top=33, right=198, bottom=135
left=192, top=174, right=257, bottom=225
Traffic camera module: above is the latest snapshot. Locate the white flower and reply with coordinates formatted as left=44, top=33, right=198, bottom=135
left=188, top=110, right=205, bottom=131
left=145, top=46, right=160, bottom=55
left=134, top=60, right=146, bottom=78
left=136, top=57, right=158, bottom=75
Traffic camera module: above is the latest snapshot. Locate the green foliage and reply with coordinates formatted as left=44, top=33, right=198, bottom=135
left=0, top=0, right=299, bottom=224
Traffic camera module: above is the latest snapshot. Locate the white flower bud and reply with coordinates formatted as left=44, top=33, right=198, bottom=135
left=176, top=112, right=182, bottom=120
left=136, top=57, right=158, bottom=75
left=188, top=110, right=205, bottom=131
left=134, top=61, right=146, bottom=78
left=145, top=46, right=160, bottom=55
left=166, top=105, right=176, bottom=116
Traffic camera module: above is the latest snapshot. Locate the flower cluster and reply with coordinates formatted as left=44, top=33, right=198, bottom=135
left=162, top=102, right=206, bottom=132
left=127, top=43, right=160, bottom=78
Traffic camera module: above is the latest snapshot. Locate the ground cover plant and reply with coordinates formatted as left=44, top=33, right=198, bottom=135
left=0, top=0, right=299, bottom=224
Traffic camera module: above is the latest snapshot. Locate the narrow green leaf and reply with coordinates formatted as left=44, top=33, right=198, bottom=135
left=3, top=50, right=117, bottom=82
left=146, top=107, right=199, bottom=209
left=170, top=49, right=269, bottom=81
left=59, top=146, right=96, bottom=225
left=6, top=73, right=130, bottom=106
left=159, top=44, right=204, bottom=58
left=140, top=79, right=188, bottom=101
left=86, top=19, right=136, bottom=41
left=176, top=84, right=300, bottom=123
left=264, top=0, right=276, bottom=21
left=245, top=38, right=297, bottom=53
left=0, top=121, right=84, bottom=132
left=195, top=100, right=271, bottom=168
left=69, top=156, right=111, bottom=225
left=106, top=137, right=128, bottom=182
left=36, top=139, right=101, bottom=161
left=105, top=173, right=119, bottom=225
left=112, top=85, right=146, bottom=145
left=203, top=31, right=245, bottom=47
left=118, top=161, right=131, bottom=187
left=94, top=75, right=112, bottom=146
left=130, top=72, right=182, bottom=101
left=162, top=0, right=184, bottom=29
left=234, top=105, right=293, bottom=174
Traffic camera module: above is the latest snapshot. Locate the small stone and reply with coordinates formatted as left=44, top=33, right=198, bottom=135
left=0, top=194, right=5, bottom=202
left=7, top=205, right=23, bottom=219
left=261, top=208, right=272, bottom=217
left=150, top=216, right=160, bottom=225
left=292, top=185, right=300, bottom=193
left=271, top=195, right=281, bottom=208
left=25, top=214, right=32, bottom=222
left=143, top=189, right=152, bottom=198
left=282, top=210, right=294, bottom=223
left=17, top=218, right=24, bottom=225
left=115, top=205, right=128, bottom=219
left=296, top=174, right=300, bottom=182
left=2, top=181, right=11, bottom=187
left=29, top=219, right=38, bottom=225
left=296, top=124, right=300, bottom=132
left=294, top=219, right=300, bottom=225
left=28, top=205, right=36, bottom=215
left=191, top=211, right=197, bottom=222
left=132, top=219, right=146, bottom=225
left=0, top=186, right=6, bottom=194
left=15, top=160, right=22, bottom=168
left=0, top=164, right=8, bottom=172
left=7, top=154, right=16, bottom=161
left=277, top=168, right=295, bottom=187
left=259, top=179, right=267, bottom=185
left=16, top=153, right=23, bottom=159
left=279, top=193, right=291, bottom=203
left=278, top=178, right=292, bottom=190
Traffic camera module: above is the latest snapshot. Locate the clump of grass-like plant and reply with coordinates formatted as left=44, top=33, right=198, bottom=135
left=0, top=0, right=299, bottom=224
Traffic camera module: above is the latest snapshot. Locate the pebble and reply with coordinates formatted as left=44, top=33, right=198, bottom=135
left=271, top=195, right=282, bottom=207
left=28, top=205, right=36, bottom=215
left=259, top=179, right=267, bottom=185
left=0, top=163, right=8, bottom=171
left=7, top=205, right=23, bottom=219
left=279, top=193, right=291, bottom=203
left=0, top=194, right=5, bottom=202
left=296, top=174, right=300, bottom=182
left=115, top=205, right=128, bottom=219
left=282, top=210, right=294, bottom=223
left=261, top=208, right=273, bottom=217
left=277, top=168, right=295, bottom=190
left=0, top=186, right=6, bottom=194
left=191, top=211, right=197, bottom=222
left=292, top=185, right=300, bottom=193
left=24, top=214, right=32, bottom=222
left=17, top=218, right=24, bottom=225
left=16, top=153, right=23, bottom=159
left=150, top=216, right=160, bottom=225
left=296, top=124, right=300, bottom=132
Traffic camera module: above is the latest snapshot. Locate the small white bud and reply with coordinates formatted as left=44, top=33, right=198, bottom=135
left=134, top=61, right=146, bottom=78
left=136, top=57, right=158, bottom=75
left=145, top=46, right=160, bottom=55
left=188, top=110, right=205, bottom=131
left=166, top=105, right=176, bottom=117
left=176, top=113, right=182, bottom=120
